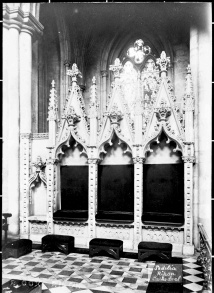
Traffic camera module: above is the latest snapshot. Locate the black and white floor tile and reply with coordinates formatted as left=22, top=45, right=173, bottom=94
left=2, top=250, right=205, bottom=292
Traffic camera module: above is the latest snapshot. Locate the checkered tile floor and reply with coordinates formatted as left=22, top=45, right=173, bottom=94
left=2, top=250, right=205, bottom=292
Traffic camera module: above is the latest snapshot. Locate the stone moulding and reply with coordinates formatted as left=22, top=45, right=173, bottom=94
left=3, top=4, right=44, bottom=38
left=53, top=221, right=88, bottom=226
left=142, top=226, right=184, bottom=244
left=31, top=133, right=49, bottom=140
left=95, top=223, right=134, bottom=229
left=142, top=225, right=184, bottom=231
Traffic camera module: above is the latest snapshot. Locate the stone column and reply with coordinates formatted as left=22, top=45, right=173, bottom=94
left=197, top=9, right=212, bottom=243
left=133, top=74, right=144, bottom=250
left=20, top=27, right=33, bottom=132
left=3, top=23, right=9, bottom=214
left=19, top=27, right=33, bottom=239
left=88, top=158, right=98, bottom=240
left=183, top=154, right=195, bottom=255
left=20, top=133, right=31, bottom=239
left=46, top=80, right=59, bottom=234
left=88, top=77, right=98, bottom=241
left=190, top=26, right=199, bottom=249
left=133, top=156, right=144, bottom=250
left=46, top=156, right=58, bottom=234
left=7, top=23, right=21, bottom=236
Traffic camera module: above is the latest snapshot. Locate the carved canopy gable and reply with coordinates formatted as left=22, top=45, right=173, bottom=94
left=98, top=79, right=134, bottom=157
left=142, top=78, right=185, bottom=156
left=55, top=64, right=89, bottom=158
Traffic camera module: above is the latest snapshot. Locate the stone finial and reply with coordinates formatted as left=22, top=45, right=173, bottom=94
left=63, top=106, right=81, bottom=127
left=48, top=80, right=58, bottom=121
left=109, top=58, right=123, bottom=79
left=67, top=63, right=82, bottom=84
left=90, top=76, right=97, bottom=104
left=156, top=51, right=170, bottom=76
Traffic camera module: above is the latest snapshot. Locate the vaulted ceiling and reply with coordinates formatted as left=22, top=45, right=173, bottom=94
left=39, top=2, right=206, bottom=73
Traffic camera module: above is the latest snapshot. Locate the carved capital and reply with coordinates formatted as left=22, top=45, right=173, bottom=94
left=101, top=70, right=108, bottom=78
left=20, top=133, right=31, bottom=139
left=88, top=158, right=100, bottom=164
left=133, top=156, right=145, bottom=164
left=109, top=58, right=123, bottom=79
left=182, top=156, right=195, bottom=163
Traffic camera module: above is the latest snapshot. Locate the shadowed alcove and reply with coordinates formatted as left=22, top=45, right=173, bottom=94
left=53, top=136, right=89, bottom=222
left=96, top=134, right=134, bottom=223
left=142, top=131, right=184, bottom=226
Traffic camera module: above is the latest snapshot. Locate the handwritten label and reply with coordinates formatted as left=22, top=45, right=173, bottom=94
left=150, top=264, right=182, bottom=283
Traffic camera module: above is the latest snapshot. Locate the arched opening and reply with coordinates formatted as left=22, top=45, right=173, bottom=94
left=96, top=134, right=134, bottom=223
left=53, top=136, right=88, bottom=222
left=142, top=131, right=184, bottom=226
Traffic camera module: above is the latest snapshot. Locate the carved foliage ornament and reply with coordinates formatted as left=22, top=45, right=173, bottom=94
left=29, top=156, right=47, bottom=189
left=107, top=104, right=123, bottom=127
left=155, top=99, right=171, bottom=121
left=63, top=106, right=81, bottom=127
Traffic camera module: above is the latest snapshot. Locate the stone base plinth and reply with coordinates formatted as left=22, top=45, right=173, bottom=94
left=183, top=244, right=195, bottom=255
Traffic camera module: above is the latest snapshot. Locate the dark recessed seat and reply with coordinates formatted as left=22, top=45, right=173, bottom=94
left=89, top=238, right=123, bottom=259
left=95, top=211, right=134, bottom=223
left=42, top=234, right=74, bottom=254
left=138, top=241, right=172, bottom=262
left=53, top=210, right=88, bottom=222
left=141, top=212, right=184, bottom=226
left=4, top=239, right=32, bottom=259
